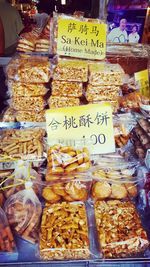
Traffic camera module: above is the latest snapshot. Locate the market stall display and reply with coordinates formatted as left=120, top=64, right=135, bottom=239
left=0, top=10, right=150, bottom=266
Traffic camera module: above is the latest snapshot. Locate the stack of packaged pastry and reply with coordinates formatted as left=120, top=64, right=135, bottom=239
left=86, top=62, right=124, bottom=113
left=48, top=58, right=88, bottom=108
left=3, top=55, right=51, bottom=122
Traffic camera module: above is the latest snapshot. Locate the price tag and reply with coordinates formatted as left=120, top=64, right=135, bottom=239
left=57, top=18, right=107, bottom=60
left=135, top=69, right=150, bottom=98
left=46, top=103, right=115, bottom=155
left=0, top=161, right=15, bottom=170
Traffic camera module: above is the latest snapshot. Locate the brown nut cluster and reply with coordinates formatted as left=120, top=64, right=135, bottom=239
left=5, top=196, right=42, bottom=244
left=51, top=81, right=83, bottom=98
left=9, top=81, right=47, bottom=97
left=0, top=129, right=45, bottom=160
left=12, top=96, right=45, bottom=112
left=94, top=200, right=149, bottom=258
left=42, top=180, right=88, bottom=203
left=40, top=202, right=90, bottom=260
left=48, top=96, right=80, bottom=108
left=47, top=145, right=91, bottom=175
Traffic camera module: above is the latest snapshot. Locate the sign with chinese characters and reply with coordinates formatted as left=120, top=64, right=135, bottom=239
left=135, top=69, right=150, bottom=98
left=46, top=103, right=115, bottom=155
left=57, top=18, right=107, bottom=60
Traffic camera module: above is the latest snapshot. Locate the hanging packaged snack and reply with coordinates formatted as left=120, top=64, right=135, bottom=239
left=39, top=202, right=90, bottom=260
left=47, top=144, right=91, bottom=175
left=0, top=128, right=45, bottom=160
left=51, top=80, right=83, bottom=98
left=94, top=200, right=149, bottom=258
left=6, top=55, right=51, bottom=83
left=2, top=161, right=42, bottom=199
left=88, top=62, right=124, bottom=86
left=4, top=188, right=42, bottom=244
left=0, top=207, right=17, bottom=253
left=42, top=177, right=91, bottom=203
left=48, top=96, right=80, bottom=108
left=53, top=58, right=88, bottom=82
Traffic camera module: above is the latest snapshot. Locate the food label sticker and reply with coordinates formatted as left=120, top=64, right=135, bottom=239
left=46, top=103, right=115, bottom=155
left=57, top=18, right=107, bottom=60
left=135, top=69, right=150, bottom=98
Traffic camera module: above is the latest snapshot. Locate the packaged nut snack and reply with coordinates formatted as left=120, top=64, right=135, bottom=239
left=8, top=81, right=48, bottom=97
left=53, top=59, right=88, bottom=82
left=48, top=96, right=80, bottom=108
left=94, top=200, right=149, bottom=258
left=6, top=55, right=51, bottom=83
left=47, top=144, right=91, bottom=175
left=15, top=110, right=46, bottom=122
left=88, top=100, right=119, bottom=113
left=51, top=80, right=83, bottom=98
left=0, top=128, right=45, bottom=160
left=42, top=178, right=91, bottom=203
left=11, top=96, right=46, bottom=112
left=88, top=62, right=124, bottom=86
left=5, top=188, right=42, bottom=244
left=86, top=84, right=121, bottom=102
left=0, top=207, right=17, bottom=252
left=39, top=202, right=90, bottom=260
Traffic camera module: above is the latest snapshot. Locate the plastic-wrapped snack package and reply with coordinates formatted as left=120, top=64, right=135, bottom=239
left=42, top=178, right=91, bottom=203
left=86, top=84, right=121, bottom=102
left=6, top=55, right=51, bottom=83
left=0, top=128, right=45, bottom=160
left=119, top=92, right=149, bottom=112
left=0, top=207, right=17, bottom=252
left=16, top=29, right=40, bottom=53
left=7, top=81, right=48, bottom=97
left=10, top=96, right=46, bottom=112
left=88, top=100, right=119, bottom=113
left=47, top=144, right=91, bottom=175
left=51, top=80, right=83, bottom=98
left=15, top=110, right=46, bottom=122
left=3, top=161, right=42, bottom=199
left=88, top=62, right=124, bottom=86
left=113, top=113, right=137, bottom=148
left=5, top=188, right=42, bottom=244
left=53, top=58, right=88, bottom=82
left=91, top=179, right=138, bottom=200
left=35, top=37, right=50, bottom=53
left=48, top=96, right=80, bottom=108
left=39, top=202, right=90, bottom=260
left=94, top=200, right=149, bottom=258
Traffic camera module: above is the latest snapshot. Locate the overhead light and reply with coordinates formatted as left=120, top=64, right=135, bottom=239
left=61, top=0, right=66, bottom=5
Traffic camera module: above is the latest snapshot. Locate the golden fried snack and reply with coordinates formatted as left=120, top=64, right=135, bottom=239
left=92, top=181, right=111, bottom=200
left=9, top=81, right=48, bottom=97
left=86, top=84, right=121, bottom=102
left=40, top=202, right=90, bottom=260
left=110, top=184, right=128, bottom=199
left=52, top=80, right=83, bottom=97
left=16, top=110, right=45, bottom=122
left=88, top=62, right=124, bottom=86
left=47, top=145, right=91, bottom=175
left=52, top=183, right=66, bottom=196
left=11, top=96, right=45, bottom=112
left=65, top=181, right=88, bottom=201
left=124, top=183, right=138, bottom=198
left=0, top=128, right=45, bottom=159
left=53, top=59, right=88, bottom=82
left=94, top=200, right=149, bottom=258
left=6, top=56, right=51, bottom=83
left=42, top=187, right=61, bottom=203
left=48, top=96, right=80, bottom=108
